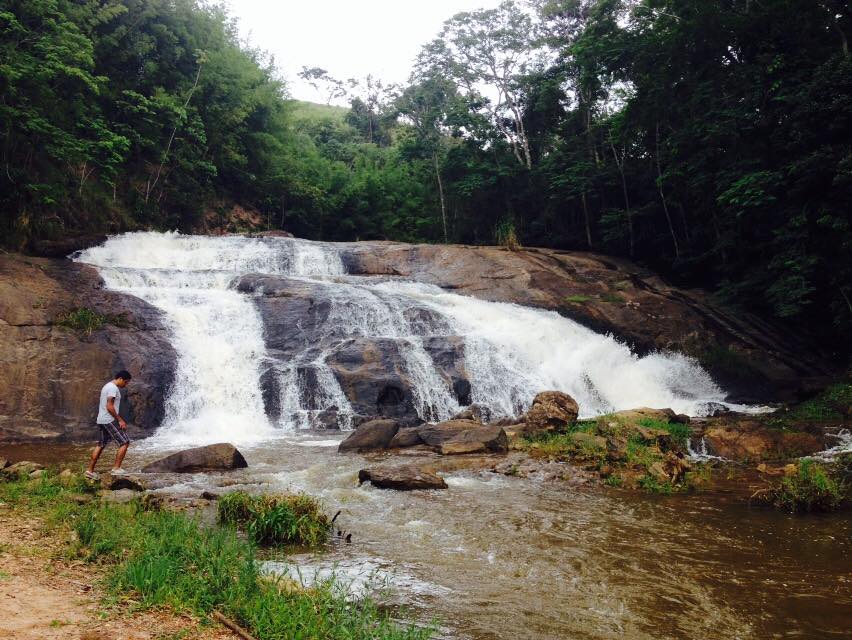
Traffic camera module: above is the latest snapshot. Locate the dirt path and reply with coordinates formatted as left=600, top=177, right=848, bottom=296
left=0, top=508, right=232, bottom=640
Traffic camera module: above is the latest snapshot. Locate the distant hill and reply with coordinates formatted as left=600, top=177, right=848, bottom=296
left=287, top=100, right=349, bottom=122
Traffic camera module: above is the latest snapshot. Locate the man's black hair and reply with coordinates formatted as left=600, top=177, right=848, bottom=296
left=115, top=370, right=132, bottom=381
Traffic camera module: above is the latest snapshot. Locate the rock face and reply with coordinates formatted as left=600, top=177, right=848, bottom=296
left=141, top=443, right=248, bottom=473
left=701, top=421, right=824, bottom=461
left=338, top=419, right=399, bottom=453
left=239, top=274, right=471, bottom=427
left=0, top=254, right=176, bottom=443
left=337, top=242, right=835, bottom=401
left=358, top=465, right=447, bottom=490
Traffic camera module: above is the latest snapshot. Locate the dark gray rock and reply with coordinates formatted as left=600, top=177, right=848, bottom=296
left=141, top=443, right=248, bottom=473
left=338, top=419, right=399, bottom=453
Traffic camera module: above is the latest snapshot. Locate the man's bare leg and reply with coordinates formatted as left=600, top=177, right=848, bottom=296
left=113, top=443, right=129, bottom=470
left=88, top=446, right=104, bottom=473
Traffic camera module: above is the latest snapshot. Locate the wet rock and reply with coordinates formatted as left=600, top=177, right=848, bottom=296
left=28, top=469, right=45, bottom=479
left=520, top=391, right=579, bottom=436
left=388, top=426, right=423, bottom=448
left=417, top=420, right=508, bottom=455
left=141, top=443, right=248, bottom=473
left=702, top=422, right=823, bottom=461
left=648, top=452, right=691, bottom=484
left=358, top=465, right=447, bottom=490
left=451, top=404, right=491, bottom=423
left=2, top=461, right=44, bottom=477
left=635, top=426, right=674, bottom=451
left=0, top=459, right=8, bottom=470
left=338, top=419, right=399, bottom=453
left=102, top=472, right=146, bottom=491
left=200, top=490, right=220, bottom=500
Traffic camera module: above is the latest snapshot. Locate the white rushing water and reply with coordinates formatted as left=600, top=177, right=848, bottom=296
left=76, top=231, right=755, bottom=444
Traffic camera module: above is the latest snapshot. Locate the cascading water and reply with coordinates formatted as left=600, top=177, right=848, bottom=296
left=77, top=231, right=754, bottom=444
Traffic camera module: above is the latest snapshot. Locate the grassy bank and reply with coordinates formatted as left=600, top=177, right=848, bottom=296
left=517, top=413, right=700, bottom=494
left=0, top=471, right=432, bottom=640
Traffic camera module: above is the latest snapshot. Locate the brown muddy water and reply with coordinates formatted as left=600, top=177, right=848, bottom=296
left=4, top=436, right=851, bottom=640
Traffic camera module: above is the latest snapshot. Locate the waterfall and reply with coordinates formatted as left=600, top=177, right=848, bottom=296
left=77, top=231, right=756, bottom=445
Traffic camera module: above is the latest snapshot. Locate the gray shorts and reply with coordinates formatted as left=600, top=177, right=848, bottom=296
left=97, top=421, right=130, bottom=447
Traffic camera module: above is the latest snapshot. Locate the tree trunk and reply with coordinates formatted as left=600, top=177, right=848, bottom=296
left=433, top=151, right=448, bottom=243
left=609, top=140, right=633, bottom=257
left=146, top=59, right=204, bottom=203
left=581, top=191, right=593, bottom=249
left=655, top=122, right=680, bottom=259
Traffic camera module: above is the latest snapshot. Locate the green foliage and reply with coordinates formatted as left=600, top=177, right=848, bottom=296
left=564, top=294, right=592, bottom=304
left=637, top=417, right=690, bottom=448
left=2, top=0, right=851, bottom=357
left=494, top=219, right=520, bottom=251
left=637, top=474, right=674, bottom=495
left=763, top=459, right=845, bottom=513
left=786, top=384, right=852, bottom=422
left=54, top=307, right=105, bottom=335
left=217, top=491, right=330, bottom=547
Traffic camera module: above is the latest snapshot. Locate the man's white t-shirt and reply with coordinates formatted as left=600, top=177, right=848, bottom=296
left=97, top=381, right=121, bottom=424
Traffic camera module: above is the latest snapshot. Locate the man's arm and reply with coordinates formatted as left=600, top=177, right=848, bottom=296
left=106, top=397, right=127, bottom=429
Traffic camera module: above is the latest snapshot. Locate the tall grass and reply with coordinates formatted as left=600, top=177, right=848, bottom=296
left=763, top=458, right=845, bottom=513
left=218, top=491, right=330, bottom=547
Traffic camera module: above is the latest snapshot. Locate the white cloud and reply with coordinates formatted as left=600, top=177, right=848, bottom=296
left=227, top=0, right=503, bottom=102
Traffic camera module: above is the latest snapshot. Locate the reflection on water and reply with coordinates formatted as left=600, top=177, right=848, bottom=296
left=4, top=439, right=850, bottom=639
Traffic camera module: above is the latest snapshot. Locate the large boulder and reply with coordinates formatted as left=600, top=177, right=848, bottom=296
left=141, top=443, right=248, bottom=473
left=338, top=419, right=399, bottom=453
left=388, top=426, right=424, bottom=448
left=520, top=391, right=579, bottom=436
left=358, top=465, right=447, bottom=490
left=418, top=419, right=508, bottom=455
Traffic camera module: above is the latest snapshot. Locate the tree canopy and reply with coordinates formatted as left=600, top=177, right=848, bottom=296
left=1, top=0, right=849, bottom=357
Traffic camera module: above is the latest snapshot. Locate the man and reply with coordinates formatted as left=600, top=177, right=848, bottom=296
left=85, top=370, right=132, bottom=480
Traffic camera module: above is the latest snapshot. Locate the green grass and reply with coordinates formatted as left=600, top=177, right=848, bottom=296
left=638, top=474, right=675, bottom=494
left=637, top=417, right=690, bottom=448
left=494, top=219, right=520, bottom=251
left=217, top=491, right=331, bottom=547
left=763, top=458, right=845, bottom=513
left=777, top=383, right=852, bottom=424
left=54, top=307, right=130, bottom=336
left=2, top=471, right=432, bottom=640
left=604, top=474, right=623, bottom=487
left=600, top=293, right=625, bottom=304
left=564, top=294, right=593, bottom=304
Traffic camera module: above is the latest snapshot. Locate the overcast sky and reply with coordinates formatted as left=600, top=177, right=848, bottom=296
left=228, top=0, right=502, bottom=103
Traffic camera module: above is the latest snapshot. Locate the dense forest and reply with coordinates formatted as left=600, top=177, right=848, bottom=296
left=1, top=0, right=850, bottom=358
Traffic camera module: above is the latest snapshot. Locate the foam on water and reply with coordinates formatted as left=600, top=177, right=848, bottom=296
left=77, top=231, right=758, bottom=444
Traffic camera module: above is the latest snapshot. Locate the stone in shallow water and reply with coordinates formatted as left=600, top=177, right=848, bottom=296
left=358, top=465, right=447, bottom=491
left=338, top=419, right=399, bottom=453
left=141, top=443, right=248, bottom=473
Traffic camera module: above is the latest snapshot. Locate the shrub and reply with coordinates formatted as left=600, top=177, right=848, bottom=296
left=764, top=458, right=845, bottom=513
left=494, top=219, right=520, bottom=251
left=218, top=491, right=331, bottom=547
left=55, top=307, right=130, bottom=335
